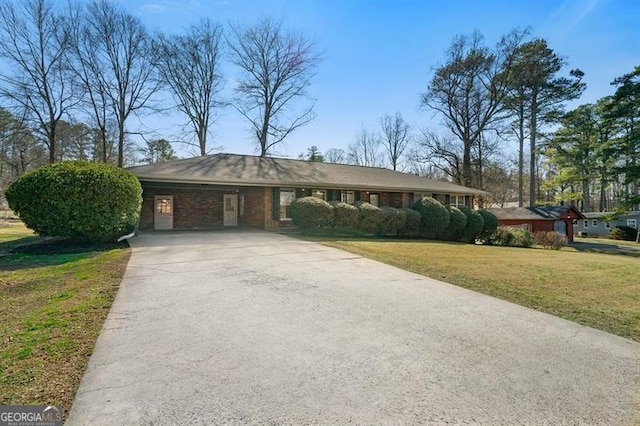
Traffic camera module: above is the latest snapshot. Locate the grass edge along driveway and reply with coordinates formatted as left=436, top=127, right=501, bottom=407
left=0, top=223, right=130, bottom=419
left=319, top=237, right=640, bottom=342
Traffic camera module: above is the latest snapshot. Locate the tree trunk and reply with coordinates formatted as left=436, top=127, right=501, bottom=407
left=582, top=179, right=590, bottom=212
left=528, top=95, right=538, bottom=207
left=463, top=140, right=472, bottom=188
left=518, top=103, right=524, bottom=207
left=118, top=121, right=125, bottom=167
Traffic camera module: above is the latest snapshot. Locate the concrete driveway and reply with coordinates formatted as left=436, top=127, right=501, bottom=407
left=67, top=231, right=640, bottom=425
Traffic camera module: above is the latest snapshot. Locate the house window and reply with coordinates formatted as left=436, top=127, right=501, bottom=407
left=156, top=198, right=172, bottom=214
left=605, top=222, right=611, bottom=229
left=341, top=190, right=355, bottom=204
left=312, top=189, right=326, bottom=200
left=279, top=189, right=296, bottom=221
left=450, top=194, right=465, bottom=207
left=572, top=219, right=578, bottom=226
left=592, top=219, right=598, bottom=227
left=369, top=193, right=380, bottom=207
left=628, top=219, right=637, bottom=229
left=584, top=220, right=589, bottom=228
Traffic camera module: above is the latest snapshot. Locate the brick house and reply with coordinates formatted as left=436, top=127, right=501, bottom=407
left=486, top=206, right=585, bottom=242
left=127, top=153, right=485, bottom=231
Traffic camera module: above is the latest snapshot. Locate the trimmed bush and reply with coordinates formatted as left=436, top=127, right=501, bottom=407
left=5, top=161, right=142, bottom=242
left=412, top=197, right=449, bottom=239
left=534, top=231, right=568, bottom=250
left=609, top=226, right=637, bottom=241
left=485, top=226, right=533, bottom=248
left=478, top=210, right=498, bottom=241
left=399, top=208, right=421, bottom=237
left=381, top=207, right=406, bottom=236
left=438, top=205, right=467, bottom=241
left=457, top=206, right=484, bottom=243
left=357, top=202, right=385, bottom=235
left=330, top=201, right=359, bottom=233
left=289, top=196, right=333, bottom=231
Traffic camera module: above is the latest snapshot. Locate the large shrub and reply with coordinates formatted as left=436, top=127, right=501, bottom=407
left=438, top=205, right=467, bottom=241
left=478, top=210, right=498, bottom=241
left=290, top=196, right=333, bottom=231
left=534, top=231, right=568, bottom=250
left=5, top=161, right=142, bottom=242
left=380, top=207, right=406, bottom=236
left=357, top=202, right=386, bottom=235
left=609, top=226, right=637, bottom=241
left=457, top=206, right=484, bottom=243
left=330, top=201, right=359, bottom=234
left=399, top=208, right=421, bottom=237
left=412, top=197, right=449, bottom=239
left=485, top=226, right=533, bottom=248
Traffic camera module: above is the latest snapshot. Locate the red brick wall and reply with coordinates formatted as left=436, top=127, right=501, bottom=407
left=140, top=185, right=224, bottom=230
left=498, top=219, right=575, bottom=241
left=242, top=187, right=268, bottom=229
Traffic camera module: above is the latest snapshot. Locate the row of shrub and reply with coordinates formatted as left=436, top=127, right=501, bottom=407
left=289, top=195, right=499, bottom=243
left=609, top=225, right=639, bottom=241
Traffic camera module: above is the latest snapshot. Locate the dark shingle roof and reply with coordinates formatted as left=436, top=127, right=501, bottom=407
left=127, top=153, right=485, bottom=195
left=486, top=206, right=584, bottom=220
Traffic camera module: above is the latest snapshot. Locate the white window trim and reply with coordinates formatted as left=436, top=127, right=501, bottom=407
left=584, top=220, right=589, bottom=228
left=628, top=219, right=637, bottom=229
left=605, top=222, right=611, bottom=229
left=592, top=219, right=598, bottom=226
left=279, top=189, right=296, bottom=221
left=341, top=190, right=355, bottom=204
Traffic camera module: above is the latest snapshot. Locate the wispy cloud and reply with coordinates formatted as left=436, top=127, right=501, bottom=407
left=543, top=0, right=600, bottom=39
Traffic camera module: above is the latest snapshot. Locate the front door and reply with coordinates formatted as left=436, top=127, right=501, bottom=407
left=154, top=196, right=174, bottom=230
left=223, top=194, right=238, bottom=227
left=554, top=220, right=567, bottom=235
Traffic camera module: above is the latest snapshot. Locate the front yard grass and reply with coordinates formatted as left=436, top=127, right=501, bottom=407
left=0, top=221, right=130, bottom=416
left=318, top=237, right=640, bottom=342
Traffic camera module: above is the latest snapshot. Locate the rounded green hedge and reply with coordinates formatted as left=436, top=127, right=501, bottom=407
left=399, top=208, right=421, bottom=237
left=5, top=161, right=142, bottom=242
left=412, top=197, right=450, bottom=239
left=357, top=202, right=385, bottom=235
left=457, top=206, right=484, bottom=243
left=289, top=196, right=333, bottom=231
left=438, top=205, right=467, bottom=241
left=330, top=201, right=359, bottom=233
left=478, top=210, right=498, bottom=241
left=381, top=207, right=406, bottom=236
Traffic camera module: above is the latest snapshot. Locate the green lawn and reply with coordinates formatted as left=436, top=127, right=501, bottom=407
left=0, top=222, right=130, bottom=417
left=318, top=237, right=640, bottom=342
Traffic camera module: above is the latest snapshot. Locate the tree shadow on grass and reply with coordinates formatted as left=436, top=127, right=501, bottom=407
left=0, top=238, right=129, bottom=271
left=569, top=241, right=640, bottom=258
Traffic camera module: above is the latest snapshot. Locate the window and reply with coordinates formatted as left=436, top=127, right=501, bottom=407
left=572, top=219, right=578, bottom=225
left=156, top=198, right=172, bottom=214
left=628, top=219, right=637, bottom=229
left=584, top=220, right=589, bottom=228
left=312, top=189, right=326, bottom=200
left=279, top=189, right=296, bottom=221
left=450, top=194, right=465, bottom=207
left=369, top=193, right=380, bottom=207
left=341, top=190, right=355, bottom=204
left=592, top=219, right=598, bottom=227
left=605, top=222, right=611, bottom=229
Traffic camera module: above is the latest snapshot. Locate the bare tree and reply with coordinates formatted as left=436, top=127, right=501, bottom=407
left=0, top=0, right=74, bottom=164
left=154, top=19, right=224, bottom=156
left=71, top=0, right=159, bottom=167
left=324, top=148, right=347, bottom=164
left=421, top=30, right=528, bottom=188
left=380, top=112, right=410, bottom=170
left=227, top=18, right=322, bottom=157
left=348, top=127, right=383, bottom=167
left=417, top=130, right=464, bottom=184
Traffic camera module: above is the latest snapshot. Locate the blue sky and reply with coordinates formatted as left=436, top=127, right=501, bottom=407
left=115, top=0, right=639, bottom=159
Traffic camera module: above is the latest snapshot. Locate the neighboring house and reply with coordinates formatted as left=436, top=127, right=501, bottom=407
left=485, top=206, right=585, bottom=242
left=127, top=153, right=485, bottom=231
left=573, top=211, right=640, bottom=237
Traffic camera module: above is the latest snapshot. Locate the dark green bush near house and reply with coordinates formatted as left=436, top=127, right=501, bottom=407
left=381, top=207, right=406, bottom=236
left=5, top=161, right=142, bottom=242
left=357, top=202, right=386, bottom=234
left=609, top=226, right=637, bottom=241
left=534, top=231, right=568, bottom=250
left=438, top=205, right=467, bottom=241
left=478, top=210, right=498, bottom=241
left=399, top=208, right=421, bottom=237
left=412, top=197, right=449, bottom=239
left=330, top=201, right=359, bottom=233
left=457, top=206, right=484, bottom=243
left=485, top=226, right=533, bottom=248
left=290, top=196, right=334, bottom=231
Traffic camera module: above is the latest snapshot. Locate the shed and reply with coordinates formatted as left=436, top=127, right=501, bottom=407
left=486, top=206, right=585, bottom=242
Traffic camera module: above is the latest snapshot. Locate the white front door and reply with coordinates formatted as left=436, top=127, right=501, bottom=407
left=154, top=196, right=173, bottom=230
left=223, top=194, right=238, bottom=227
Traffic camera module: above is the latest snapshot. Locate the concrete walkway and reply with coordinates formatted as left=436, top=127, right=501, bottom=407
left=67, top=231, right=640, bottom=425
